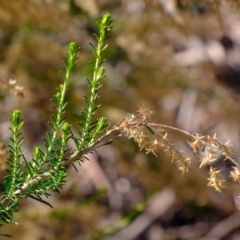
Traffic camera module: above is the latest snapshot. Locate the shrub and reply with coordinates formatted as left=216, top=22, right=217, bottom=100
left=0, top=12, right=239, bottom=237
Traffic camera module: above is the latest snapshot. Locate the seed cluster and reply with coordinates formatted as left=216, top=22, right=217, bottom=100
left=118, top=106, right=240, bottom=192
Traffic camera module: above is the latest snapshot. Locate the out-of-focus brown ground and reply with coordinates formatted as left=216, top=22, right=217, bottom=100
left=1, top=0, right=240, bottom=239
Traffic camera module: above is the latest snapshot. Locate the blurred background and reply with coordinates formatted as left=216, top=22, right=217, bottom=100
left=1, top=0, right=240, bottom=239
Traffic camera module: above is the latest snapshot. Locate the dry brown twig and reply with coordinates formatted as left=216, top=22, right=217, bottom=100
left=116, top=106, right=240, bottom=193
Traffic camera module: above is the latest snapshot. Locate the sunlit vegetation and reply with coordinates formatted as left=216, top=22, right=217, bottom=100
left=1, top=1, right=240, bottom=239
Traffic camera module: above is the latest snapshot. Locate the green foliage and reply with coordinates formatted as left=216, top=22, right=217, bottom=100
left=0, top=8, right=238, bottom=239
left=76, top=13, right=112, bottom=152
left=0, top=13, right=112, bottom=237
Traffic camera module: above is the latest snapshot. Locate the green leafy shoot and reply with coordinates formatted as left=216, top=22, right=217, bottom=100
left=76, top=13, right=112, bottom=152
left=0, top=13, right=114, bottom=237
left=4, top=110, right=24, bottom=196
left=0, top=42, right=80, bottom=235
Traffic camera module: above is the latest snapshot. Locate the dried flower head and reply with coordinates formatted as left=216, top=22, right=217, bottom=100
left=200, top=156, right=215, bottom=168
left=231, top=167, right=240, bottom=183
left=208, top=167, right=225, bottom=192
left=145, top=139, right=160, bottom=156
left=188, top=134, right=205, bottom=153
left=137, top=105, right=154, bottom=121
left=118, top=108, right=239, bottom=191
left=220, top=141, right=234, bottom=159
